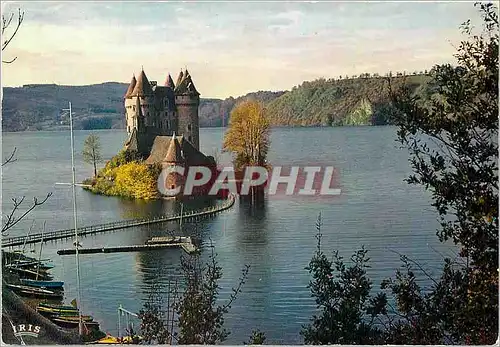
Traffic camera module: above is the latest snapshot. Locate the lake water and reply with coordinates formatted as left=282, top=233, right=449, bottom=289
left=1, top=127, right=455, bottom=344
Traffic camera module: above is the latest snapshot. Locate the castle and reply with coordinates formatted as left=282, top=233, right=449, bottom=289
left=123, top=68, right=216, bottom=197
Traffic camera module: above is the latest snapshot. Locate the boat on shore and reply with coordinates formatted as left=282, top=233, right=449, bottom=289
left=7, top=266, right=53, bottom=280
left=20, top=279, right=64, bottom=289
left=6, top=284, right=63, bottom=299
left=5, top=260, right=54, bottom=270
left=52, top=317, right=99, bottom=330
left=38, top=302, right=77, bottom=310
left=91, top=334, right=142, bottom=344
left=36, top=307, right=80, bottom=316
left=38, top=310, right=94, bottom=321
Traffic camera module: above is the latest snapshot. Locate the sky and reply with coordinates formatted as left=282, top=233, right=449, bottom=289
left=1, top=1, right=484, bottom=98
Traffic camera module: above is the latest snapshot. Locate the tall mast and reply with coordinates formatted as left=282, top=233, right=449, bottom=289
left=36, top=221, right=45, bottom=281
left=179, top=202, right=184, bottom=233
left=68, top=101, right=83, bottom=336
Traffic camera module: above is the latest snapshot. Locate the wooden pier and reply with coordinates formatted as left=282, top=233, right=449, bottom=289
left=57, top=238, right=198, bottom=255
left=2, top=195, right=235, bottom=248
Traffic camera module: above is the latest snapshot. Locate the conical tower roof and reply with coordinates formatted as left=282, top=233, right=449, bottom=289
left=163, top=133, right=184, bottom=163
left=175, top=70, right=199, bottom=95
left=124, top=75, right=137, bottom=98
left=176, top=70, right=184, bottom=86
left=165, top=74, right=175, bottom=89
left=131, top=68, right=154, bottom=96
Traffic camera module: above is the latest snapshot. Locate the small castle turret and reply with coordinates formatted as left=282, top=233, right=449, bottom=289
left=174, top=69, right=200, bottom=150
left=162, top=133, right=185, bottom=197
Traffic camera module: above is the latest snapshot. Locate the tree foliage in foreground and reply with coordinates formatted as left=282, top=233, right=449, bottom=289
left=138, top=246, right=250, bottom=344
left=387, top=3, right=498, bottom=343
left=175, top=248, right=250, bottom=344
left=304, top=3, right=498, bottom=345
left=301, top=215, right=387, bottom=344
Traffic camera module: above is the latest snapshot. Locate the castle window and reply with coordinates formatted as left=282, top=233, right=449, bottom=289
left=133, top=105, right=136, bottom=112
left=187, top=124, right=191, bottom=131
left=188, top=136, right=192, bottom=142
left=171, top=185, right=175, bottom=189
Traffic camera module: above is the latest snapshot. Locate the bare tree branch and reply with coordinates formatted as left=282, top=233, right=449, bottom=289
left=2, top=8, right=24, bottom=64
left=2, top=147, right=17, bottom=166
left=2, top=192, right=52, bottom=234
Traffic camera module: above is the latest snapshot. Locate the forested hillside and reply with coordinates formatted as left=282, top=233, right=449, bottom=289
left=265, top=74, right=430, bottom=126
left=1, top=73, right=429, bottom=131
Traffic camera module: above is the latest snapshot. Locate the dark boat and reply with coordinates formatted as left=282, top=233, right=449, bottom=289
left=38, top=302, right=76, bottom=310
left=20, top=279, right=64, bottom=289
left=51, top=317, right=99, bottom=329
left=7, top=267, right=52, bottom=280
left=5, top=260, right=54, bottom=270
left=37, top=309, right=93, bottom=321
left=37, top=304, right=79, bottom=315
left=50, top=315, right=93, bottom=322
left=6, top=284, right=63, bottom=299
left=37, top=307, right=80, bottom=316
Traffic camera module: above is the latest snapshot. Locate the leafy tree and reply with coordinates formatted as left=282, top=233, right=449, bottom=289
left=245, top=329, right=267, bottom=344
left=138, top=245, right=250, bottom=345
left=175, top=247, right=250, bottom=344
left=111, top=162, right=160, bottom=200
left=385, top=2, right=498, bottom=343
left=223, top=100, right=271, bottom=171
left=138, top=280, right=176, bottom=344
left=303, top=3, right=498, bottom=345
left=82, top=133, right=102, bottom=178
left=301, top=215, right=387, bottom=344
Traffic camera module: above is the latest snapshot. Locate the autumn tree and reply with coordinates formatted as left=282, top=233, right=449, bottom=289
left=82, top=133, right=102, bottom=178
left=223, top=100, right=270, bottom=171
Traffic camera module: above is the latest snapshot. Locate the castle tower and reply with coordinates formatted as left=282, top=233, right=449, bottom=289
left=161, top=133, right=185, bottom=197
left=174, top=69, right=200, bottom=150
left=130, top=69, right=155, bottom=127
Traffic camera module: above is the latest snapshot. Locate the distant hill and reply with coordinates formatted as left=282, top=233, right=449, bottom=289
left=265, top=74, right=430, bottom=126
left=1, top=73, right=430, bottom=132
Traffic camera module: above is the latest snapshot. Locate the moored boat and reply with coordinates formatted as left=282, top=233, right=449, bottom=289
left=91, top=334, right=142, bottom=344
left=38, top=302, right=77, bottom=310
left=7, top=266, right=52, bottom=280
left=37, top=307, right=80, bottom=316
left=20, top=279, right=64, bottom=289
left=6, top=284, right=63, bottom=299
left=6, top=260, right=54, bottom=270
left=51, top=317, right=99, bottom=329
